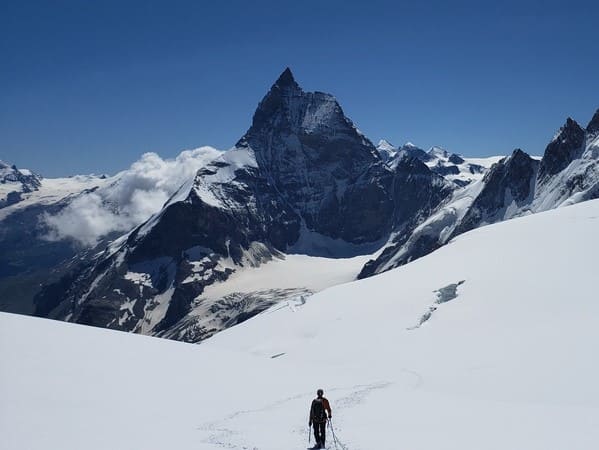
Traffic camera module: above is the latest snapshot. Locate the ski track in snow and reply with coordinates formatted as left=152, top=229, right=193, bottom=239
left=197, top=382, right=394, bottom=449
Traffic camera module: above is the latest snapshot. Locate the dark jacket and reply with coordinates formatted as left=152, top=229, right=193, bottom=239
left=309, top=397, right=332, bottom=423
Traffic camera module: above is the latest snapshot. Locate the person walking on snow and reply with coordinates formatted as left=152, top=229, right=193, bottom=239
left=309, top=389, right=332, bottom=449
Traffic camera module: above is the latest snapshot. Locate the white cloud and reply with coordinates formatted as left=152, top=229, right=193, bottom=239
left=42, top=146, right=222, bottom=246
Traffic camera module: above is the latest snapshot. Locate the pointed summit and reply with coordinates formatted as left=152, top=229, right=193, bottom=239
left=376, top=140, right=397, bottom=163
left=274, top=67, right=299, bottom=89
left=243, top=68, right=304, bottom=136
left=539, top=116, right=585, bottom=181
left=586, top=108, right=599, bottom=136
left=549, top=117, right=584, bottom=146
left=562, top=117, right=584, bottom=138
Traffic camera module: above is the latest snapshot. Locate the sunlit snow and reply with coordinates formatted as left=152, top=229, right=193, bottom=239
left=2, top=199, right=598, bottom=450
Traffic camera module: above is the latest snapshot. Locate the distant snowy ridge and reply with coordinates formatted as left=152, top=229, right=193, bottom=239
left=362, top=109, right=599, bottom=276
left=0, top=160, right=42, bottom=207
left=375, top=140, right=502, bottom=186
left=0, top=147, right=222, bottom=316
left=41, top=146, right=222, bottom=245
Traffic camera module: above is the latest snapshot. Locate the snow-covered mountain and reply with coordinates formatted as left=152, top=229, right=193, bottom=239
left=424, top=146, right=495, bottom=186
left=0, top=168, right=111, bottom=314
left=361, top=110, right=599, bottom=277
left=376, top=140, right=503, bottom=186
left=3, top=198, right=598, bottom=450
left=0, top=172, right=106, bottom=217
left=0, top=148, right=221, bottom=315
left=0, top=160, right=42, bottom=207
left=26, top=70, right=599, bottom=344
left=3, top=68, right=598, bottom=346
left=33, top=69, right=452, bottom=341
left=375, top=139, right=400, bottom=162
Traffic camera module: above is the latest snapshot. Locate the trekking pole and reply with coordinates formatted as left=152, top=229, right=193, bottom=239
left=307, top=411, right=312, bottom=447
left=327, top=419, right=339, bottom=450
left=328, top=419, right=344, bottom=450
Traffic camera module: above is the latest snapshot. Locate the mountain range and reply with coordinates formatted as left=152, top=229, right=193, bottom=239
left=1, top=68, right=597, bottom=342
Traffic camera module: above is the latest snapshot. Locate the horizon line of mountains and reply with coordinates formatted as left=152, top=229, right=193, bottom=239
left=1, top=67, right=598, bottom=343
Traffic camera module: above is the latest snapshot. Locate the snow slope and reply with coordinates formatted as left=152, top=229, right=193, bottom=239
left=2, top=199, right=599, bottom=450
left=198, top=254, right=372, bottom=302
left=0, top=174, right=110, bottom=221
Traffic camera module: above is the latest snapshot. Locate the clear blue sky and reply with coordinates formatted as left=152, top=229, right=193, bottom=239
left=1, top=0, right=598, bottom=177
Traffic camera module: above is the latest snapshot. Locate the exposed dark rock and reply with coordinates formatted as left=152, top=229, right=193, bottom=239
left=357, top=157, right=452, bottom=279
left=586, top=109, right=599, bottom=137
left=243, top=67, right=392, bottom=244
left=538, top=118, right=585, bottom=182
left=399, top=144, right=433, bottom=163
left=431, top=164, right=460, bottom=176
left=391, top=156, right=452, bottom=228
left=448, top=153, right=465, bottom=165
left=455, top=149, right=539, bottom=235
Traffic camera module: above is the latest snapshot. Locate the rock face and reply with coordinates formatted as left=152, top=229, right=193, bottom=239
left=586, top=109, right=599, bottom=137
left=538, top=118, right=585, bottom=183
left=533, top=116, right=599, bottom=210
left=242, top=68, right=394, bottom=243
left=455, top=149, right=539, bottom=235
left=390, top=155, right=452, bottom=231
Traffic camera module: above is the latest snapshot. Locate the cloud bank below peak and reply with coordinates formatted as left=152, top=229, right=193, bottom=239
left=42, top=146, right=222, bottom=246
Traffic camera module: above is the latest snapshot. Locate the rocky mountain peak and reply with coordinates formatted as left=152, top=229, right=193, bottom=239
left=558, top=117, right=585, bottom=142
left=246, top=68, right=303, bottom=137
left=392, top=152, right=434, bottom=175
left=586, top=109, right=599, bottom=137
left=509, top=148, right=531, bottom=162
left=377, top=139, right=396, bottom=151
left=274, top=67, right=298, bottom=89
left=247, top=67, right=360, bottom=141
left=235, top=69, right=389, bottom=243
left=455, top=149, right=539, bottom=236
left=428, top=146, right=449, bottom=159
left=539, top=117, right=585, bottom=181
left=376, top=140, right=398, bottom=162
left=0, top=161, right=43, bottom=208
left=396, top=143, right=431, bottom=163
left=565, top=117, right=577, bottom=127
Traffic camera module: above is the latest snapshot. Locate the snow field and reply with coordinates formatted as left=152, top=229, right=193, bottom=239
left=2, top=199, right=599, bottom=450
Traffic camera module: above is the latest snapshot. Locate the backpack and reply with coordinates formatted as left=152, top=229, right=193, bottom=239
left=311, top=398, right=326, bottom=422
